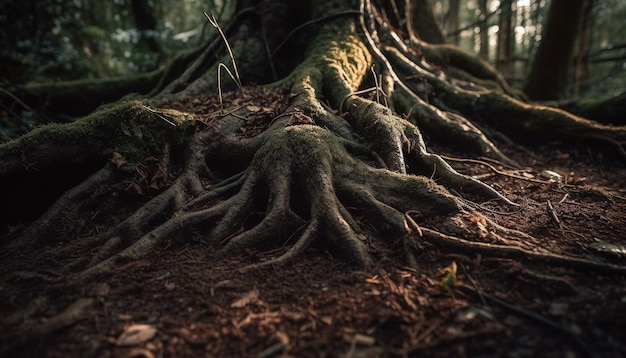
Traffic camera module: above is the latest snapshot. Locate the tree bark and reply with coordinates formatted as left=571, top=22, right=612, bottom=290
left=478, top=0, right=489, bottom=59
left=405, top=0, right=445, bottom=44
left=496, top=0, right=512, bottom=78
left=444, top=0, right=460, bottom=45
left=523, top=0, right=587, bottom=100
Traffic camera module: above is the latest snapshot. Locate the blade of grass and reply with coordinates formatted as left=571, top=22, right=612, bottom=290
left=217, top=63, right=239, bottom=113
left=204, top=12, right=243, bottom=96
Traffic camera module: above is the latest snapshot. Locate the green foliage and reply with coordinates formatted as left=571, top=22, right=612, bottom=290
left=0, top=0, right=233, bottom=84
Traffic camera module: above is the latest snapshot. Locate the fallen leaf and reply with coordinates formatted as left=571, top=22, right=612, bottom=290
left=540, top=169, right=562, bottom=183
left=440, top=261, right=457, bottom=292
left=231, top=289, right=259, bottom=308
left=136, top=163, right=149, bottom=182
left=116, top=324, right=157, bottom=346
left=111, top=152, right=127, bottom=169
left=151, top=165, right=165, bottom=181
left=125, top=182, right=143, bottom=195
left=276, top=331, right=290, bottom=345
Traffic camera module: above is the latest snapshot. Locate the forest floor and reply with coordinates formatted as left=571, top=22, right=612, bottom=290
left=1, top=137, right=626, bottom=357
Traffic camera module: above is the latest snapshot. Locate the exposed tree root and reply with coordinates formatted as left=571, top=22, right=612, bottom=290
left=0, top=298, right=95, bottom=354
left=7, top=165, right=116, bottom=249
left=382, top=30, right=626, bottom=159
left=3, top=0, right=626, bottom=288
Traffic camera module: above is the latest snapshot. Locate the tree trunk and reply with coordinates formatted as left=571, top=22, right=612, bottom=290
left=496, top=0, right=512, bottom=78
left=574, top=0, right=594, bottom=96
left=131, top=0, right=162, bottom=55
left=478, top=0, right=489, bottom=59
left=406, top=0, right=445, bottom=44
left=444, top=0, right=460, bottom=45
left=523, top=0, right=587, bottom=100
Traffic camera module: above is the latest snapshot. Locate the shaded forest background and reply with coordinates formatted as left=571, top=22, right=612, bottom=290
left=1, top=0, right=626, bottom=143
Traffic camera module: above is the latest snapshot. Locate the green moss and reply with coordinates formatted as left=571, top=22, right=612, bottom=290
left=279, top=16, right=370, bottom=100
left=438, top=216, right=468, bottom=237
left=0, top=100, right=194, bottom=163
left=574, top=187, right=614, bottom=203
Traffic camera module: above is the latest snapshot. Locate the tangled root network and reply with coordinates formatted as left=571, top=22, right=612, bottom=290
left=6, top=0, right=626, bottom=281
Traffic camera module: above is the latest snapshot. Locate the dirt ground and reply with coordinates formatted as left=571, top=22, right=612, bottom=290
left=1, top=136, right=626, bottom=357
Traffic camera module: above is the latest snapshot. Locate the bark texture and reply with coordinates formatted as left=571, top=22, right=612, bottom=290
left=523, top=0, right=587, bottom=100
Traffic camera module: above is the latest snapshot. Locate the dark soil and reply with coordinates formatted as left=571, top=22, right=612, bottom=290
left=1, top=140, right=625, bottom=357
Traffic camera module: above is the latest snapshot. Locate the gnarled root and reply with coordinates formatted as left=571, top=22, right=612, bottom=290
left=72, top=121, right=465, bottom=280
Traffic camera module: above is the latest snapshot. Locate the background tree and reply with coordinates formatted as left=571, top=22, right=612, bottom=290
left=496, top=0, right=513, bottom=78
left=523, top=0, right=588, bottom=100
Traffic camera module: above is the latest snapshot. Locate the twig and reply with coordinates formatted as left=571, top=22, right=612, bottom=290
left=440, top=154, right=558, bottom=186
left=339, top=87, right=386, bottom=113
left=546, top=200, right=563, bottom=229
left=261, top=20, right=277, bottom=81
left=0, top=87, right=53, bottom=123
left=403, top=210, right=423, bottom=237
left=458, top=197, right=527, bottom=216
left=458, top=263, right=487, bottom=306
left=268, top=111, right=301, bottom=127
left=138, top=104, right=177, bottom=126
left=418, top=227, right=626, bottom=274
left=204, top=12, right=244, bottom=97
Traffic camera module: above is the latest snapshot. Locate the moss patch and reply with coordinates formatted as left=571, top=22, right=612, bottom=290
left=0, top=101, right=194, bottom=163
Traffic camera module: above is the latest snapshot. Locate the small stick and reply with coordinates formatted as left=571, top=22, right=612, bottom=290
left=403, top=210, right=423, bottom=237
left=204, top=12, right=242, bottom=89
left=546, top=200, right=562, bottom=229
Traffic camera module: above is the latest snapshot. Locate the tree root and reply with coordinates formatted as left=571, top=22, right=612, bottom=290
left=4, top=0, right=626, bottom=287
left=362, top=0, right=626, bottom=160
left=420, top=226, right=626, bottom=274
left=67, top=118, right=462, bottom=281
left=7, top=165, right=116, bottom=249
left=383, top=31, right=626, bottom=159
left=0, top=298, right=95, bottom=355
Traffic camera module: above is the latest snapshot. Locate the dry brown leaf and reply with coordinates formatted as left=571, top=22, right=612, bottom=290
left=111, top=152, right=127, bottom=169
left=276, top=331, right=290, bottom=345
left=136, top=163, right=149, bottom=182
left=230, top=289, right=259, bottom=308
left=116, top=324, right=157, bottom=346
left=125, top=182, right=143, bottom=195
left=151, top=165, right=165, bottom=180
